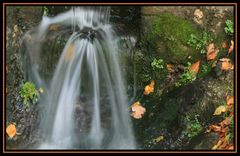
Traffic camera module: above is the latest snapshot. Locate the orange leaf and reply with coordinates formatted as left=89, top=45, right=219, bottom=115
left=207, top=43, right=218, bottom=60
left=209, top=125, right=221, bottom=132
left=189, top=60, right=201, bottom=75
left=228, top=40, right=234, bottom=54
left=65, top=44, right=75, bottom=61
left=131, top=102, right=146, bottom=119
left=6, top=124, right=16, bottom=138
left=227, top=145, right=234, bottom=150
left=144, top=80, right=155, bottom=95
left=226, top=96, right=234, bottom=106
left=222, top=41, right=227, bottom=49
left=221, top=62, right=233, bottom=71
left=220, top=117, right=231, bottom=128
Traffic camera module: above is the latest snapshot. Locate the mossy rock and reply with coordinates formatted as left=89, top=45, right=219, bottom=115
left=145, top=13, right=202, bottom=63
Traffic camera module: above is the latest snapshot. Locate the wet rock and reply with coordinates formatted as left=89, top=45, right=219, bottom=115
left=192, top=132, right=219, bottom=149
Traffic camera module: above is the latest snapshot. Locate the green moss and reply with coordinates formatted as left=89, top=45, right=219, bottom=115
left=147, top=13, right=202, bottom=63
left=19, top=82, right=39, bottom=107
left=183, top=114, right=203, bottom=138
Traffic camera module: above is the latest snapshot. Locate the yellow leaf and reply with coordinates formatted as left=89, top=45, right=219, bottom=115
left=131, top=101, right=146, bottom=119
left=6, top=124, right=16, bottom=138
left=154, top=136, right=164, bottom=143
left=213, top=105, right=226, bottom=115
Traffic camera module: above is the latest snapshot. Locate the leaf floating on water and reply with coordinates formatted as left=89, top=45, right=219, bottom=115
left=228, top=40, right=234, bottom=54
left=144, top=80, right=155, bottom=95
left=189, top=60, right=201, bottom=75
left=131, top=101, right=146, bottom=119
left=6, top=124, right=16, bottom=138
left=65, top=44, right=75, bottom=61
left=213, top=105, right=226, bottom=115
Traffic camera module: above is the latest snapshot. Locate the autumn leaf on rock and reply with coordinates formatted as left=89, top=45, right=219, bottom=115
left=6, top=124, right=16, bottom=138
left=207, top=43, right=218, bottom=60
left=228, top=40, right=234, bottom=54
left=221, top=41, right=227, bottom=49
left=226, top=96, right=234, bottom=111
left=166, top=64, right=174, bottom=72
left=220, top=117, right=231, bottom=127
left=144, top=80, right=155, bottom=95
left=209, top=125, right=222, bottom=132
left=189, top=60, right=201, bottom=75
left=213, top=105, right=226, bottom=115
left=131, top=101, right=146, bottom=119
left=219, top=58, right=233, bottom=71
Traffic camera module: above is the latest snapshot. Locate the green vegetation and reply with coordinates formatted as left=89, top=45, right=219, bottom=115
left=224, top=20, right=234, bottom=35
left=229, top=117, right=234, bottom=141
left=184, top=114, right=203, bottom=138
left=19, top=82, right=39, bottom=107
left=151, top=58, right=164, bottom=71
left=198, top=61, right=212, bottom=78
left=187, top=32, right=212, bottom=54
left=175, top=62, right=196, bottom=87
left=147, top=13, right=202, bottom=63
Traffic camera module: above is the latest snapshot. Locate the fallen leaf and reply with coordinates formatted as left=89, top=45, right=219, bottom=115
left=222, top=41, right=227, bottom=49
left=226, top=96, right=234, bottom=106
left=213, top=105, right=226, bottom=115
left=194, top=9, right=204, bottom=19
left=227, top=145, right=234, bottom=150
left=212, top=139, right=223, bottom=150
left=207, top=43, right=218, bottom=60
left=131, top=101, right=146, bottom=119
left=209, top=125, right=222, bottom=132
left=154, top=136, right=164, bottom=143
left=65, top=44, right=75, bottom=61
left=6, top=124, right=16, bottom=138
left=144, top=80, right=154, bottom=95
left=166, top=64, right=174, bottom=72
left=228, top=40, right=234, bottom=54
left=189, top=60, right=201, bottom=75
left=221, top=61, right=233, bottom=71
left=220, top=117, right=231, bottom=127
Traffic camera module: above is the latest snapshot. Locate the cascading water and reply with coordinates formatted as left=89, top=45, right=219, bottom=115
left=21, top=7, right=136, bottom=149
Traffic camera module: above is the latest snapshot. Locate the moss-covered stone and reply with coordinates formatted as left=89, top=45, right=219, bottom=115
left=144, top=13, right=203, bottom=63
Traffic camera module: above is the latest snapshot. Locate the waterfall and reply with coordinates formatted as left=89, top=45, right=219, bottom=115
left=22, top=7, right=136, bottom=149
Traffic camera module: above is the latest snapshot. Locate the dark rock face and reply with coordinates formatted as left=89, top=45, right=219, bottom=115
left=5, top=6, right=43, bottom=149
left=133, top=70, right=233, bottom=149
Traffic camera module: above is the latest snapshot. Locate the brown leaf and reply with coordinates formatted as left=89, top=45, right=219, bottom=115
left=220, top=117, right=231, bottom=127
left=65, top=44, right=75, bottom=61
left=227, top=145, right=234, bottom=150
left=228, top=40, right=234, bottom=54
left=207, top=43, right=218, bottom=60
left=221, top=62, right=233, bottom=71
left=49, top=24, right=60, bottom=31
left=209, top=125, right=221, bottom=132
left=213, top=105, right=226, bottom=115
left=166, top=64, right=174, bottom=72
left=6, top=124, right=16, bottom=138
left=189, top=60, right=201, bottom=75
left=226, top=96, right=234, bottom=106
left=131, top=102, right=146, bottom=119
left=222, top=41, right=227, bottom=49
